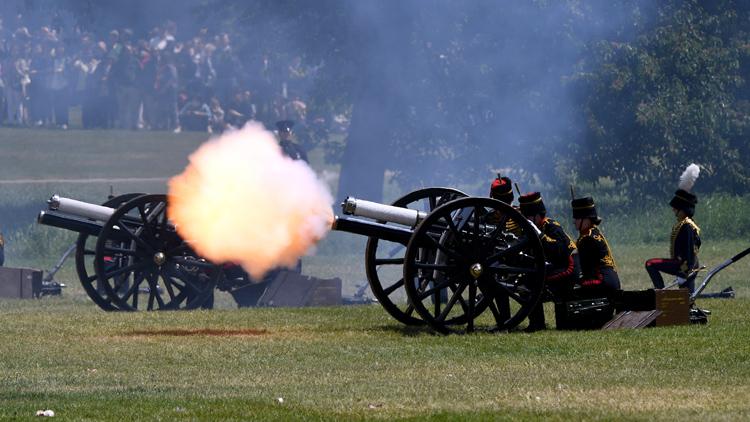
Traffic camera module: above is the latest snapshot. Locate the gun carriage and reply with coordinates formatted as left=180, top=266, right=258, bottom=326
left=331, top=187, right=547, bottom=333
left=38, top=187, right=548, bottom=333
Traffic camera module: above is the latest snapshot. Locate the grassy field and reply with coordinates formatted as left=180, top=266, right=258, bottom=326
left=1, top=128, right=749, bottom=420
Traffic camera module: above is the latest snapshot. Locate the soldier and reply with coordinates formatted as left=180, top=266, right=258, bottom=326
left=518, top=192, right=580, bottom=331
left=488, top=175, right=521, bottom=232
left=490, top=175, right=514, bottom=204
left=645, top=183, right=701, bottom=292
left=572, top=196, right=620, bottom=292
left=276, top=120, right=308, bottom=162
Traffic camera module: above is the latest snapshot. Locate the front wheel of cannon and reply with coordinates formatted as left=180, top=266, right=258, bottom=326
left=365, top=187, right=467, bottom=325
left=403, top=197, right=546, bottom=334
left=94, top=194, right=218, bottom=311
left=75, top=193, right=144, bottom=311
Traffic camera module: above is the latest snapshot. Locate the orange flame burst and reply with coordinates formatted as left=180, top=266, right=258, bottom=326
left=167, top=122, right=333, bottom=279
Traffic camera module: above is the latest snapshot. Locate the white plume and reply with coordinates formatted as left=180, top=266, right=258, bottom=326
left=678, top=163, right=700, bottom=192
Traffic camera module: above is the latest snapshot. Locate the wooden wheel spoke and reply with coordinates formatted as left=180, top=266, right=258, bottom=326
left=148, top=272, right=166, bottom=309
left=440, top=215, right=465, bottom=244
left=161, top=272, right=178, bottom=300
left=478, top=283, right=504, bottom=326
left=120, top=271, right=146, bottom=304
left=136, top=205, right=157, bottom=241
left=484, top=237, right=530, bottom=264
left=447, top=282, right=470, bottom=314
left=436, top=281, right=467, bottom=322
left=472, top=207, right=481, bottom=242
left=103, top=260, right=150, bottom=280
left=383, top=278, right=405, bottom=296
left=423, top=233, right=463, bottom=260
left=374, top=257, right=404, bottom=266
left=428, top=195, right=437, bottom=211
left=144, top=201, right=166, bottom=224
left=418, top=279, right=454, bottom=301
left=496, top=281, right=532, bottom=304
left=117, top=219, right=155, bottom=255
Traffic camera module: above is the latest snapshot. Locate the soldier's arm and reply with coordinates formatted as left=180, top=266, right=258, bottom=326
left=674, top=225, right=695, bottom=274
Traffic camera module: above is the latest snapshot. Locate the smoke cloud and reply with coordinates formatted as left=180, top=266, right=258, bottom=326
left=167, top=122, right=333, bottom=279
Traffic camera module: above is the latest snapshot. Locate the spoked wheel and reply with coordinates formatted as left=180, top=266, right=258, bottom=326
left=75, top=193, right=144, bottom=311
left=94, top=194, right=219, bottom=311
left=365, top=187, right=467, bottom=325
left=403, top=197, right=546, bottom=334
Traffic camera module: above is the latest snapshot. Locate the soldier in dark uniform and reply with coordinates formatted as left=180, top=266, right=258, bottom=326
left=518, top=192, right=580, bottom=331
left=645, top=189, right=701, bottom=292
left=572, top=196, right=620, bottom=292
left=488, top=176, right=521, bottom=234
left=276, top=120, right=308, bottom=162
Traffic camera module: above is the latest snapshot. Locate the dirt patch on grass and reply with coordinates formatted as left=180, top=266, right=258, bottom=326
left=124, top=328, right=268, bottom=337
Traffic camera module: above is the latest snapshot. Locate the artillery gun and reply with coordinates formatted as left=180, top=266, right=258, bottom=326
left=331, top=187, right=547, bottom=333
left=39, top=193, right=224, bottom=311
left=38, top=188, right=548, bottom=333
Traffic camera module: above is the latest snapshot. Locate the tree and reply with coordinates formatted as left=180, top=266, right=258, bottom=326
left=571, top=0, right=749, bottom=196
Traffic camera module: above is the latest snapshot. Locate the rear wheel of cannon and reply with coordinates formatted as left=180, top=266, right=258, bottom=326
left=75, top=193, right=144, bottom=311
left=365, top=187, right=467, bottom=325
left=403, top=197, right=546, bottom=334
left=94, top=194, right=218, bottom=311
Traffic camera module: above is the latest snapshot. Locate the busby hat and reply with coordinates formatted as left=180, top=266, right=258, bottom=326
left=518, top=192, right=546, bottom=217
left=669, top=164, right=700, bottom=217
left=275, top=120, right=294, bottom=133
left=490, top=176, right=514, bottom=204
left=670, top=189, right=698, bottom=217
left=571, top=196, right=599, bottom=221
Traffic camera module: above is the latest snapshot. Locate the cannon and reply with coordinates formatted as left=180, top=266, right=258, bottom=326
left=331, top=187, right=547, bottom=333
left=38, top=187, right=547, bottom=333
left=38, top=193, right=235, bottom=311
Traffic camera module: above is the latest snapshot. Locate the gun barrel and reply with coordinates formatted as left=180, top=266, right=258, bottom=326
left=38, top=210, right=105, bottom=237
left=48, top=195, right=115, bottom=222
left=331, top=216, right=412, bottom=245
left=341, top=197, right=427, bottom=227
left=38, top=210, right=131, bottom=241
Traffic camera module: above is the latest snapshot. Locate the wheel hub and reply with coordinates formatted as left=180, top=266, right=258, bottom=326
left=469, top=263, right=483, bottom=279
left=153, top=252, right=166, bottom=266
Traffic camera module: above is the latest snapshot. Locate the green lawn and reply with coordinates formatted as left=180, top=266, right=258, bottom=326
left=1, top=128, right=749, bottom=420
left=0, top=294, right=749, bottom=420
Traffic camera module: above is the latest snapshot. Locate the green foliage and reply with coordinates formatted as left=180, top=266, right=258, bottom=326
left=571, top=0, right=750, bottom=196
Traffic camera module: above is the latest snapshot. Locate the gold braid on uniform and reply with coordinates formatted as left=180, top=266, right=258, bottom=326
left=594, top=230, right=617, bottom=270
left=670, top=217, right=700, bottom=259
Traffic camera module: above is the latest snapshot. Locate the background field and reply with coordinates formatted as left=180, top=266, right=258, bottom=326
left=0, top=129, right=749, bottom=420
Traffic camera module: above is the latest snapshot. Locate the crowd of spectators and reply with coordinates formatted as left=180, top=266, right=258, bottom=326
left=0, top=14, right=321, bottom=135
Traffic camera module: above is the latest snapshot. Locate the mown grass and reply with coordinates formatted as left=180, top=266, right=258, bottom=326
left=2, top=128, right=750, bottom=420
left=1, top=294, right=749, bottom=420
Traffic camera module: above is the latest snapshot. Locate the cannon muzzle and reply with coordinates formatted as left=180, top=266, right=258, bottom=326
left=341, top=197, right=427, bottom=227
